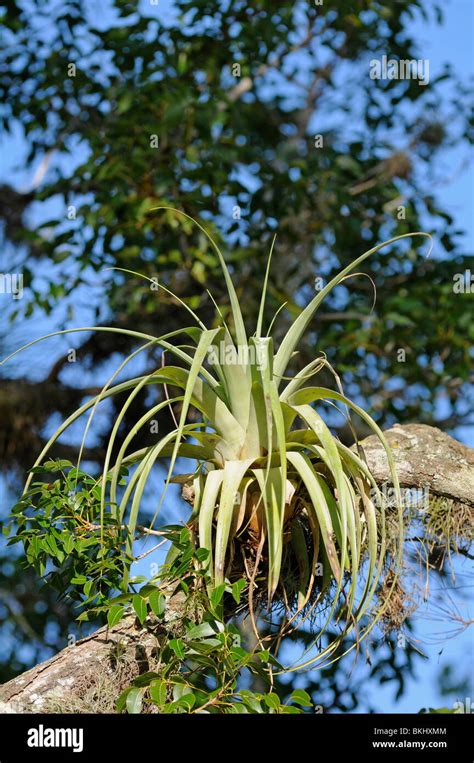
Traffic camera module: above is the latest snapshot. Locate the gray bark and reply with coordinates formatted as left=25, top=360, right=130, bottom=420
left=0, top=591, right=187, bottom=714
left=361, top=423, right=474, bottom=512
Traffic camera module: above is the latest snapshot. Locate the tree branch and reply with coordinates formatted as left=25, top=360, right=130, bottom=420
left=359, top=423, right=474, bottom=511
left=0, top=588, right=187, bottom=714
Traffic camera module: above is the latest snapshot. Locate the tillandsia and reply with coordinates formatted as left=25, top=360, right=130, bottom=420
left=3, top=209, right=431, bottom=671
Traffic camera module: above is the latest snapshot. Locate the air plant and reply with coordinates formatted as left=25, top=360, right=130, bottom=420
left=3, top=210, right=431, bottom=670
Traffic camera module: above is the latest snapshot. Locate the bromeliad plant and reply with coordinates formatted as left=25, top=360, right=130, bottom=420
left=4, top=209, right=431, bottom=670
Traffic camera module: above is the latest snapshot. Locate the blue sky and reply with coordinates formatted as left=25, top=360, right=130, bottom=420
left=413, top=0, right=473, bottom=253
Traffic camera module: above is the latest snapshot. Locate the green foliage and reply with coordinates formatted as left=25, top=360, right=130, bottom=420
left=6, top=459, right=130, bottom=614
left=115, top=632, right=294, bottom=714
left=110, top=530, right=313, bottom=715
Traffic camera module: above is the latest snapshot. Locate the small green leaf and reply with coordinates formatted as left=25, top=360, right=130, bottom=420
left=195, top=547, right=210, bottom=563
left=138, top=584, right=158, bottom=597
left=44, top=459, right=73, bottom=471
left=231, top=579, right=246, bottom=604
left=133, top=671, right=160, bottom=687
left=172, top=682, right=193, bottom=701
left=117, top=91, right=133, bottom=114
left=116, top=687, right=132, bottom=713
left=132, top=594, right=147, bottom=624
left=71, top=575, right=87, bottom=585
left=169, top=639, right=186, bottom=659
left=63, top=535, right=75, bottom=554
left=238, top=690, right=263, bottom=714
left=186, top=621, right=220, bottom=640
left=264, top=693, right=281, bottom=710
left=176, top=693, right=195, bottom=711
left=126, top=687, right=144, bottom=714
left=150, top=679, right=167, bottom=706
left=107, top=605, right=125, bottom=628
left=179, top=527, right=191, bottom=546
left=149, top=589, right=166, bottom=616
left=83, top=579, right=94, bottom=597
left=290, top=689, right=312, bottom=707
left=210, top=583, right=226, bottom=609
